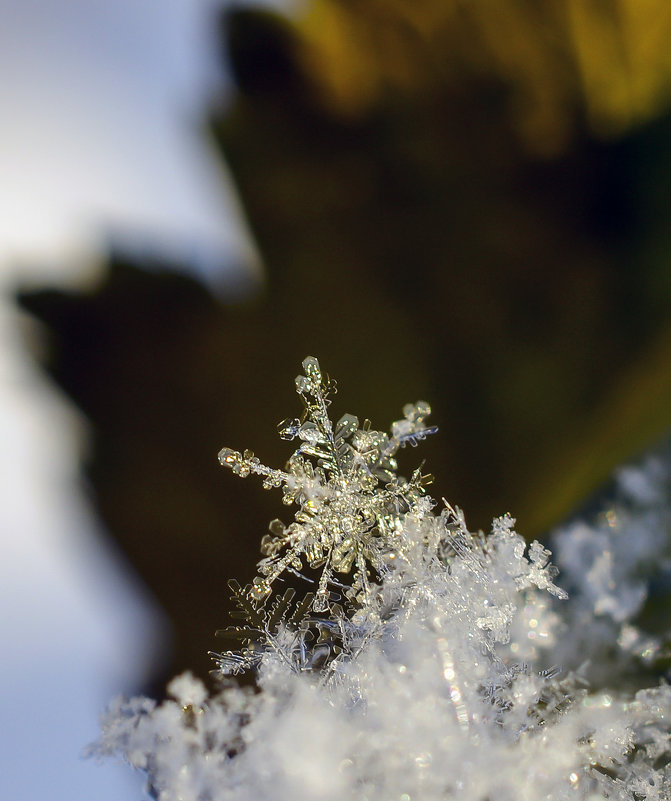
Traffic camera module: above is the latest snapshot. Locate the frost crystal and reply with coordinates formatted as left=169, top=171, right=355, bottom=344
left=93, top=358, right=671, bottom=801
left=218, top=356, right=436, bottom=611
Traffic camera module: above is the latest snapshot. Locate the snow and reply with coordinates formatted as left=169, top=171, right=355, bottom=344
left=95, top=358, right=671, bottom=801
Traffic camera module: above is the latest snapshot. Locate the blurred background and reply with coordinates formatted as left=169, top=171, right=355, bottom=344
left=5, top=1, right=671, bottom=798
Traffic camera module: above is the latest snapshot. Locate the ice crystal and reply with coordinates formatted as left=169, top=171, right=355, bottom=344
left=218, top=356, right=437, bottom=611
left=549, top=443, right=671, bottom=685
left=93, top=358, right=671, bottom=801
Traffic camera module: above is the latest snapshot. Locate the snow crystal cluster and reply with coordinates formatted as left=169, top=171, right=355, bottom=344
left=92, top=358, right=671, bottom=801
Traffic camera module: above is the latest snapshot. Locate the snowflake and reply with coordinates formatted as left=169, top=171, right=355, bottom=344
left=218, top=356, right=437, bottom=611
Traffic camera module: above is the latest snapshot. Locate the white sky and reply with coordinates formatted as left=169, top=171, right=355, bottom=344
left=0, top=0, right=289, bottom=798
left=0, top=0, right=264, bottom=293
left=0, top=297, right=166, bottom=800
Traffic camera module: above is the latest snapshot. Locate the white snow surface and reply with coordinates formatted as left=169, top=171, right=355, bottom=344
left=95, top=446, right=671, bottom=801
